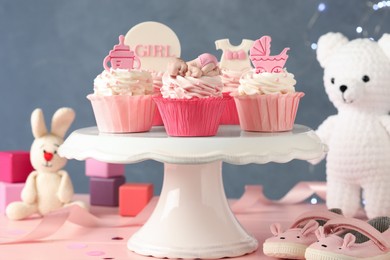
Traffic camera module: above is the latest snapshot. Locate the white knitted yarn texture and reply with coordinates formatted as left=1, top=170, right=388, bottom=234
left=315, top=32, right=390, bottom=219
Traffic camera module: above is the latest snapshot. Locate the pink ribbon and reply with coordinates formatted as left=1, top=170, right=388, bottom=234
left=0, top=182, right=326, bottom=245
left=225, top=50, right=246, bottom=60
left=231, top=182, right=327, bottom=214
left=0, top=197, right=158, bottom=245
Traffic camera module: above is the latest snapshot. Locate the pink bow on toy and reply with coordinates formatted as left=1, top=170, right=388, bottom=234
left=225, top=50, right=246, bottom=60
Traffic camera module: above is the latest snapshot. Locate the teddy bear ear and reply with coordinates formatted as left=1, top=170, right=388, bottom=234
left=378, top=34, right=390, bottom=60
left=316, top=32, right=349, bottom=68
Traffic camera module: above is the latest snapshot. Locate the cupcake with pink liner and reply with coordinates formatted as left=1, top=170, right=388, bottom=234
left=216, top=39, right=254, bottom=125
left=154, top=53, right=226, bottom=136
left=219, top=69, right=251, bottom=125
left=233, top=36, right=304, bottom=132
left=149, top=70, right=164, bottom=126
left=87, top=35, right=156, bottom=133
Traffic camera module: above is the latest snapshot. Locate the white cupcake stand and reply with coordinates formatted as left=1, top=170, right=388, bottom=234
left=59, top=125, right=325, bottom=259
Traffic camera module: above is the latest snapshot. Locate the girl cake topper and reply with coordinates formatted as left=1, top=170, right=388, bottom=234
left=103, top=35, right=141, bottom=71
left=124, top=21, right=181, bottom=72
left=250, top=36, right=289, bottom=73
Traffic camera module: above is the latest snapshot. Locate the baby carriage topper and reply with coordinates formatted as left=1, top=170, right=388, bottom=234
left=250, top=35, right=289, bottom=73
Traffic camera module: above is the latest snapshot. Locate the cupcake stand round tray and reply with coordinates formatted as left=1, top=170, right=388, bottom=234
left=58, top=125, right=325, bottom=259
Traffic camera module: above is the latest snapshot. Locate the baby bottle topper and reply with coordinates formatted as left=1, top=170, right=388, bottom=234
left=250, top=36, right=289, bottom=73
left=125, top=21, right=181, bottom=72
left=103, top=35, right=141, bottom=71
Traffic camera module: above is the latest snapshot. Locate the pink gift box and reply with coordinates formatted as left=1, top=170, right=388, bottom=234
left=85, top=159, right=125, bottom=178
left=0, top=151, right=34, bottom=183
left=0, top=182, right=24, bottom=213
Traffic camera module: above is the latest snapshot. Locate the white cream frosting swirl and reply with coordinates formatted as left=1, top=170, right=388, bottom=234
left=238, top=69, right=296, bottom=95
left=93, top=68, right=153, bottom=96
left=161, top=72, right=223, bottom=99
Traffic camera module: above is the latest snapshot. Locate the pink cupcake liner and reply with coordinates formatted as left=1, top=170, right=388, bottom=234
left=87, top=94, right=156, bottom=133
left=152, top=107, right=164, bottom=126
left=153, top=96, right=227, bottom=137
left=219, top=92, right=240, bottom=125
left=234, top=92, right=305, bottom=132
left=152, top=92, right=164, bottom=126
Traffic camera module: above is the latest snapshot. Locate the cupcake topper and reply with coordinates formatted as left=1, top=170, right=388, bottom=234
left=103, top=35, right=141, bottom=71
left=249, top=36, right=289, bottom=73
left=189, top=53, right=220, bottom=77
left=215, top=38, right=254, bottom=71
left=124, top=21, right=181, bottom=72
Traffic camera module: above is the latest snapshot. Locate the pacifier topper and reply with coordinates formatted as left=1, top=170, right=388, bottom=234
left=125, top=21, right=181, bottom=72
left=250, top=36, right=289, bottom=73
left=103, top=35, right=141, bottom=71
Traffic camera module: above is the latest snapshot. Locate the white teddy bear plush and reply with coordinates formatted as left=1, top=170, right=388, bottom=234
left=6, top=108, right=86, bottom=220
left=314, top=32, right=390, bottom=218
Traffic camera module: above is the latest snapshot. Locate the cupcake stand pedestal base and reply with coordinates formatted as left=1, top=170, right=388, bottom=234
left=128, top=162, right=257, bottom=259
left=58, top=125, right=325, bottom=259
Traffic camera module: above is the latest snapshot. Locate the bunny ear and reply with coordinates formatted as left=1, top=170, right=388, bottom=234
left=51, top=107, right=75, bottom=138
left=31, top=108, right=48, bottom=138
left=270, top=223, right=283, bottom=236
left=342, top=233, right=356, bottom=249
left=315, top=226, right=326, bottom=240
left=301, top=220, right=319, bottom=236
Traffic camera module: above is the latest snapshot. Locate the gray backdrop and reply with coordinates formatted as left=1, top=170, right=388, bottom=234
left=1, top=0, right=388, bottom=198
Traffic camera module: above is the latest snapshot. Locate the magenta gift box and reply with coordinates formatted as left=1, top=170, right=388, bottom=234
left=0, top=151, right=34, bottom=183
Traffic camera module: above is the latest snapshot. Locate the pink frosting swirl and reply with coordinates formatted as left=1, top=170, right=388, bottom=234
left=220, top=69, right=248, bottom=93
left=148, top=70, right=164, bottom=94
left=161, top=72, right=223, bottom=99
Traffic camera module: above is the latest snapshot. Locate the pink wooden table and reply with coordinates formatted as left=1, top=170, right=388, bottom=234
left=0, top=194, right=333, bottom=260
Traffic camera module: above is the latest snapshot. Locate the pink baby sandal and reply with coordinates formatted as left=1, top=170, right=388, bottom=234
left=263, top=209, right=343, bottom=259
left=305, top=217, right=390, bottom=260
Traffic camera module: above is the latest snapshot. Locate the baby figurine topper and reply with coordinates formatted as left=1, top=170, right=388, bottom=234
left=167, top=58, right=188, bottom=77
left=103, top=35, right=141, bottom=71
left=167, top=53, right=220, bottom=78
left=250, top=36, right=289, bottom=73
left=6, top=108, right=86, bottom=220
